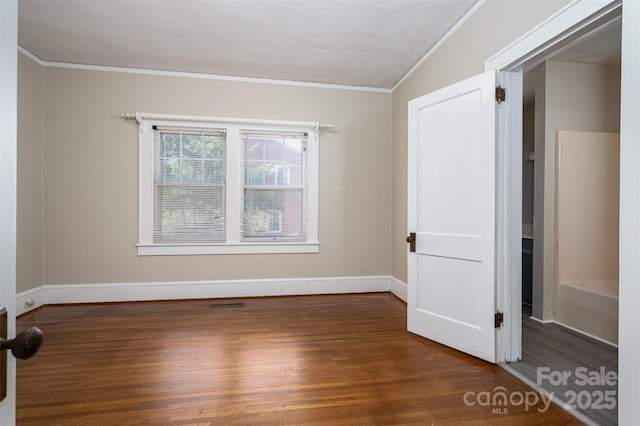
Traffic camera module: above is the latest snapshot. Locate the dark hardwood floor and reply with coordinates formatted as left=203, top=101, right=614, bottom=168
left=17, top=293, right=582, bottom=425
left=504, top=307, right=617, bottom=426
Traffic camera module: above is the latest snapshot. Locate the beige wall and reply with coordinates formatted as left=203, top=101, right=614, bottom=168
left=391, top=0, right=571, bottom=282
left=17, top=53, right=44, bottom=293
left=18, top=0, right=579, bottom=289
left=17, top=54, right=392, bottom=287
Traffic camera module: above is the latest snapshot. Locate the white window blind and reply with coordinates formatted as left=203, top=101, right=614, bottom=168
left=153, top=126, right=226, bottom=243
left=241, top=131, right=307, bottom=241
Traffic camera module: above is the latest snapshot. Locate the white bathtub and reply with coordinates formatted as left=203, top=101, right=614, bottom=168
left=555, top=280, right=618, bottom=345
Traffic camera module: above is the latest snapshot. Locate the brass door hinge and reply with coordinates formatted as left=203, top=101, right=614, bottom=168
left=406, top=232, right=416, bottom=253
left=495, top=312, right=504, bottom=329
left=496, top=86, right=506, bottom=103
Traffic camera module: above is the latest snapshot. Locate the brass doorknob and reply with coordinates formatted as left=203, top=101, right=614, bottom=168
left=0, top=327, right=43, bottom=360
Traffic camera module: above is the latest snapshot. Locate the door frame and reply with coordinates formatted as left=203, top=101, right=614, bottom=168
left=485, top=1, right=640, bottom=423
left=485, top=0, right=623, bottom=363
left=0, top=0, right=18, bottom=423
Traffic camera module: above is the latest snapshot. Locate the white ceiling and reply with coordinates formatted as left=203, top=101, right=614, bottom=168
left=18, top=0, right=478, bottom=89
left=522, top=16, right=621, bottom=106
left=552, top=15, right=621, bottom=66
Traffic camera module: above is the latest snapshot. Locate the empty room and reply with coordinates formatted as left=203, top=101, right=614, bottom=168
left=1, top=0, right=638, bottom=425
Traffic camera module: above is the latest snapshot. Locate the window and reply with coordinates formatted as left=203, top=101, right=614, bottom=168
left=154, top=127, right=226, bottom=243
left=136, top=113, right=319, bottom=255
left=241, top=131, right=305, bottom=240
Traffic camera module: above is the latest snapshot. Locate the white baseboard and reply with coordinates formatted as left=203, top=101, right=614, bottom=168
left=16, top=286, right=46, bottom=316
left=528, top=315, right=554, bottom=324
left=17, top=275, right=395, bottom=315
left=553, top=320, right=618, bottom=348
left=526, top=315, right=617, bottom=348
left=389, top=276, right=407, bottom=302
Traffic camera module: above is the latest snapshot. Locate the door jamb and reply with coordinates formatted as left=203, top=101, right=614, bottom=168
left=0, top=0, right=18, bottom=422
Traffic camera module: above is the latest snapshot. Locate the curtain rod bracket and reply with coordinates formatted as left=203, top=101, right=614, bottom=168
left=120, top=112, right=139, bottom=122
left=121, top=112, right=146, bottom=134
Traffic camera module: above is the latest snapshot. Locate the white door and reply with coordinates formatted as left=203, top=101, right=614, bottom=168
left=407, top=70, right=498, bottom=363
left=0, top=0, right=18, bottom=423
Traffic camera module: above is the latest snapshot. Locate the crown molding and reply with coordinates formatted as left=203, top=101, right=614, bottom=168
left=17, top=46, right=391, bottom=94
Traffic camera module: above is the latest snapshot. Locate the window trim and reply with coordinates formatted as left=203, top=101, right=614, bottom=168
left=137, top=113, right=320, bottom=255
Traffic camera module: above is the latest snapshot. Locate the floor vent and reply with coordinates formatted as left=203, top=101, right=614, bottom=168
left=209, top=302, right=246, bottom=309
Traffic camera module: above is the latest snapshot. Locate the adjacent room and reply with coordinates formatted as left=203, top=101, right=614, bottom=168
left=2, top=0, right=639, bottom=424
left=511, top=17, right=621, bottom=425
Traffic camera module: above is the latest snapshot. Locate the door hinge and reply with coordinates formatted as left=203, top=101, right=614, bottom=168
left=495, top=86, right=506, bottom=103
left=495, top=312, right=504, bottom=329
left=406, top=232, right=416, bottom=253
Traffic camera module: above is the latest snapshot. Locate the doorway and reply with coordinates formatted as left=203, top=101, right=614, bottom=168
left=511, top=14, right=621, bottom=426
left=524, top=15, right=621, bottom=331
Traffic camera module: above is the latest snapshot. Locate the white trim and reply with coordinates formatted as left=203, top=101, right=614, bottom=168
left=17, top=45, right=43, bottom=65
left=527, top=315, right=554, bottom=325
left=137, top=242, right=320, bottom=256
left=391, top=0, right=487, bottom=92
left=16, top=287, right=45, bottom=316
left=16, top=276, right=394, bottom=314
left=305, top=130, right=320, bottom=243
left=0, top=0, right=18, bottom=422
left=495, top=70, right=524, bottom=363
left=226, top=128, right=242, bottom=243
left=17, top=47, right=390, bottom=94
left=526, top=315, right=617, bottom=348
left=553, top=320, right=618, bottom=348
left=619, top=1, right=640, bottom=423
left=485, top=0, right=621, bottom=71
left=389, top=276, right=407, bottom=302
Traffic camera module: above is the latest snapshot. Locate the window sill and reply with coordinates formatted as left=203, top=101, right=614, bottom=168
left=137, top=242, right=320, bottom=256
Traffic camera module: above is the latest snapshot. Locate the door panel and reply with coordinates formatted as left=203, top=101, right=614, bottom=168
left=408, top=70, right=497, bottom=363
left=416, top=256, right=481, bottom=325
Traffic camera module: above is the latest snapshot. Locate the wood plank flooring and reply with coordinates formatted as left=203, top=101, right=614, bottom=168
left=505, top=309, right=617, bottom=426
left=16, top=293, right=582, bottom=425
